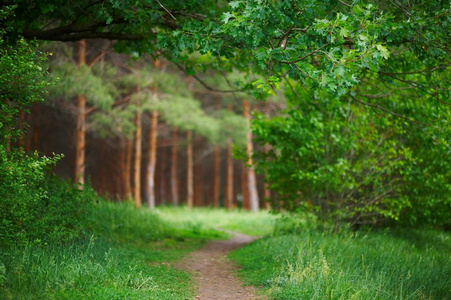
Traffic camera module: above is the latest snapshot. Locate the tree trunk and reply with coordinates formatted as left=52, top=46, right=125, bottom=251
left=243, top=100, right=259, bottom=212
left=5, top=127, right=11, bottom=152
left=263, top=144, right=271, bottom=209
left=124, top=138, right=133, bottom=199
left=241, top=165, right=249, bottom=209
left=171, top=128, right=179, bottom=205
left=225, top=139, right=234, bottom=209
left=99, top=142, right=107, bottom=196
left=74, top=40, right=86, bottom=189
left=133, top=88, right=142, bottom=207
left=146, top=110, right=159, bottom=208
left=117, top=139, right=125, bottom=198
left=25, top=111, right=31, bottom=153
left=213, top=145, right=221, bottom=207
left=159, top=137, right=168, bottom=204
left=224, top=104, right=234, bottom=209
left=195, top=162, right=203, bottom=207
left=187, top=130, right=194, bottom=207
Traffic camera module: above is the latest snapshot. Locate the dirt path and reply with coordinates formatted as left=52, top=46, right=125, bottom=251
left=175, top=231, right=263, bottom=300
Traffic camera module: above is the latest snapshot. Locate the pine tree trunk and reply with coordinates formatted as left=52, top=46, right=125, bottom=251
left=74, top=40, right=86, bottom=189
left=25, top=111, right=31, bottom=153
left=124, top=138, right=133, bottom=199
left=160, top=137, right=168, bottom=204
left=5, top=127, right=11, bottom=152
left=99, top=143, right=107, bottom=195
left=171, top=128, right=179, bottom=205
left=118, top=138, right=126, bottom=198
left=212, top=145, right=221, bottom=207
left=263, top=144, right=271, bottom=209
left=224, top=104, right=234, bottom=209
left=194, top=136, right=204, bottom=207
left=241, top=165, right=250, bottom=209
left=225, top=139, right=234, bottom=209
left=133, top=89, right=142, bottom=207
left=243, top=100, right=259, bottom=212
left=186, top=131, right=194, bottom=207
left=146, top=110, right=159, bottom=208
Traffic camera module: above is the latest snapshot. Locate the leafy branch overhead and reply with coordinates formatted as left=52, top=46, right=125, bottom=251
left=5, top=1, right=448, bottom=98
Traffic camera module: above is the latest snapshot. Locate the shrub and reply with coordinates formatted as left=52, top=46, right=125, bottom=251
left=0, top=147, right=94, bottom=248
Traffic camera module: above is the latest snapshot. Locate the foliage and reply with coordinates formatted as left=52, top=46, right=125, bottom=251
left=48, top=63, right=116, bottom=110
left=0, top=6, right=86, bottom=248
left=0, top=147, right=95, bottom=248
left=0, top=6, right=49, bottom=144
left=229, top=214, right=451, bottom=299
left=252, top=83, right=451, bottom=226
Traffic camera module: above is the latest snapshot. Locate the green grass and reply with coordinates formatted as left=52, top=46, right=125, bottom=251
left=0, top=201, right=276, bottom=299
left=229, top=216, right=451, bottom=300
left=155, top=206, right=279, bottom=237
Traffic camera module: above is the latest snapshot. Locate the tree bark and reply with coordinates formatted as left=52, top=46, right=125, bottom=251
left=194, top=162, right=203, bottom=207
left=224, top=104, right=234, bottom=209
left=171, top=128, right=179, bottom=205
left=25, top=110, right=31, bottom=153
left=187, top=130, right=194, bottom=207
left=99, top=142, right=107, bottom=196
left=224, top=140, right=234, bottom=209
left=263, top=144, right=271, bottom=209
left=124, top=138, right=133, bottom=199
left=117, top=139, right=125, bottom=198
left=74, top=40, right=86, bottom=189
left=225, top=145, right=234, bottom=208
left=241, top=165, right=250, bottom=209
left=133, top=87, right=142, bottom=207
left=159, top=137, right=168, bottom=204
left=243, top=100, right=259, bottom=212
left=146, top=110, right=159, bottom=208
left=212, top=145, right=221, bottom=207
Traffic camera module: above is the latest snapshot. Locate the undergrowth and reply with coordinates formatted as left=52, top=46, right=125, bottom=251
left=0, top=198, right=218, bottom=299
left=229, top=214, right=451, bottom=299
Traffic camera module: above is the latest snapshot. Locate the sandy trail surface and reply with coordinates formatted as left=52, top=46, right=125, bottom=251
left=175, top=231, right=263, bottom=300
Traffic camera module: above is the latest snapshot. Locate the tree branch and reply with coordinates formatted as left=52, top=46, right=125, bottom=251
left=349, top=93, right=429, bottom=126
left=173, top=62, right=246, bottom=93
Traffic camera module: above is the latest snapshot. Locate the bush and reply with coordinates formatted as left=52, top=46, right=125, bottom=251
left=0, top=147, right=93, bottom=248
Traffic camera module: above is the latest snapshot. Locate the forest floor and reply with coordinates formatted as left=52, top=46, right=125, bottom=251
left=175, top=230, right=263, bottom=300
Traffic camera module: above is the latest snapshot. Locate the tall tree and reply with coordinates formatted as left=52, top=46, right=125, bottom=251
left=124, top=138, right=133, bottom=199
left=146, top=110, right=159, bottom=208
left=74, top=39, right=86, bottom=188
left=186, top=130, right=194, bottom=207
left=133, top=87, right=142, bottom=207
left=212, top=145, right=220, bottom=207
left=224, top=115, right=234, bottom=209
left=243, top=100, right=259, bottom=212
left=170, top=128, right=179, bottom=205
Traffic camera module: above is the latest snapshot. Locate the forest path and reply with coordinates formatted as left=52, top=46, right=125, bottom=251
left=175, top=230, right=263, bottom=300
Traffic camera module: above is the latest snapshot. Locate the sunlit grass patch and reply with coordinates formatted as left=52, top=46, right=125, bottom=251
left=155, top=206, right=279, bottom=236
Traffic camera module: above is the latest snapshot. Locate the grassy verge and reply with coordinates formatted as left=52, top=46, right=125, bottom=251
left=1, top=201, right=214, bottom=299
left=229, top=216, right=451, bottom=299
left=0, top=200, right=276, bottom=299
